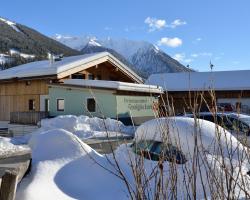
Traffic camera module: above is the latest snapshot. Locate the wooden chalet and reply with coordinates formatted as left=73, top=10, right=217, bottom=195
left=0, top=52, right=143, bottom=122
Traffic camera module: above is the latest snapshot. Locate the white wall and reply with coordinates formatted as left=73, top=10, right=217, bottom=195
left=40, top=95, right=49, bottom=111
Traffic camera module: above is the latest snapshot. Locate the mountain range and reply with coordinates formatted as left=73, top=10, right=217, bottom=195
left=53, top=35, right=192, bottom=78
left=0, top=17, right=191, bottom=77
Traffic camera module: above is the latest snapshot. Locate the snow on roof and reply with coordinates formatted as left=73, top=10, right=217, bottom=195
left=0, top=52, right=143, bottom=83
left=0, top=53, right=98, bottom=79
left=59, top=79, right=163, bottom=94
left=146, top=70, right=250, bottom=91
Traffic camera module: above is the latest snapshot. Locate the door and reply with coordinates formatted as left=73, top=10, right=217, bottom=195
left=40, top=95, right=49, bottom=112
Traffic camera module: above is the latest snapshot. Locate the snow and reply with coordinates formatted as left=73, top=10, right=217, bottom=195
left=13, top=116, right=250, bottom=199
left=0, top=137, right=28, bottom=157
left=15, top=129, right=134, bottom=200
left=88, top=39, right=102, bottom=47
left=9, top=49, right=20, bottom=55
left=0, top=54, right=8, bottom=65
left=20, top=53, right=35, bottom=59
left=54, top=35, right=152, bottom=59
left=0, top=54, right=13, bottom=66
left=62, top=79, right=163, bottom=93
left=146, top=70, right=250, bottom=91
left=0, top=17, right=20, bottom=32
left=40, top=115, right=135, bottom=139
left=153, top=44, right=160, bottom=53
left=53, top=35, right=103, bottom=50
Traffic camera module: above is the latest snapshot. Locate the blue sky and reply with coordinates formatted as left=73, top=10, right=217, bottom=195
left=1, top=0, right=250, bottom=71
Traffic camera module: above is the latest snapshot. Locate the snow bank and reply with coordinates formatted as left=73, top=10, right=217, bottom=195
left=16, top=128, right=129, bottom=200
left=29, top=129, right=94, bottom=161
left=40, top=115, right=134, bottom=139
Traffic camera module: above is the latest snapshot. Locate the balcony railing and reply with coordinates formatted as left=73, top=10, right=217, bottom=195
left=10, top=111, right=49, bottom=125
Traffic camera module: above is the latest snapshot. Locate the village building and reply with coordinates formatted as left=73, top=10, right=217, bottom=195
left=0, top=53, right=14, bottom=68
left=146, top=70, right=250, bottom=115
left=0, top=52, right=144, bottom=124
left=48, top=79, right=163, bottom=125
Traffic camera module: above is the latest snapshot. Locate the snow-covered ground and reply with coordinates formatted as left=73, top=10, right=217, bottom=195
left=0, top=115, right=135, bottom=199
left=15, top=129, right=132, bottom=200
left=1, top=116, right=250, bottom=199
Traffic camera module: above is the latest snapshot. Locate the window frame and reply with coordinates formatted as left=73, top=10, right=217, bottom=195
left=57, top=99, right=65, bottom=112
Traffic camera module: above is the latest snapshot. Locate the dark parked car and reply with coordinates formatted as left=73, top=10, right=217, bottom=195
left=217, top=103, right=234, bottom=112
left=185, top=112, right=250, bottom=146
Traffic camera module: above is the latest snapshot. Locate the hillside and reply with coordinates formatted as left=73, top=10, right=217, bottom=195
left=0, top=17, right=79, bottom=68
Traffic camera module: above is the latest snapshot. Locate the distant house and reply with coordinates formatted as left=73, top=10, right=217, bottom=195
left=146, top=70, right=250, bottom=114
left=0, top=52, right=143, bottom=123
left=0, top=54, right=14, bottom=67
left=49, top=80, right=163, bottom=125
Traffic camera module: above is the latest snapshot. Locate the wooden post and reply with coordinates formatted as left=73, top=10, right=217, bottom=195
left=0, top=170, right=18, bottom=200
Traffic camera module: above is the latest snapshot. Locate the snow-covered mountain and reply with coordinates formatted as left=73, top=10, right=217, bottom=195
left=0, top=18, right=79, bottom=68
left=53, top=35, right=191, bottom=78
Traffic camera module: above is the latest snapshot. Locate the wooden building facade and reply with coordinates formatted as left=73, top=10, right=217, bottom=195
left=0, top=52, right=143, bottom=122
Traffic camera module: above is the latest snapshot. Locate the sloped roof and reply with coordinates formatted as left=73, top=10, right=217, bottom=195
left=146, top=70, right=250, bottom=91
left=0, top=52, right=143, bottom=83
left=51, top=79, right=163, bottom=94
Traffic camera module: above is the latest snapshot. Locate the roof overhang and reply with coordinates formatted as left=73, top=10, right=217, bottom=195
left=57, top=52, right=144, bottom=84
left=49, top=79, right=163, bottom=94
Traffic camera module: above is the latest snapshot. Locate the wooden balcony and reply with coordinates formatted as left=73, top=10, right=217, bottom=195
left=10, top=111, right=49, bottom=125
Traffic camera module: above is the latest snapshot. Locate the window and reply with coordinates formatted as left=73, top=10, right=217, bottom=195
left=57, top=99, right=64, bottom=111
left=88, top=74, right=94, bottom=80
left=109, top=76, right=118, bottom=81
left=72, top=73, right=85, bottom=79
left=87, top=98, right=96, bottom=112
left=132, top=140, right=187, bottom=164
left=96, top=75, right=101, bottom=80
left=29, top=99, right=35, bottom=111
left=26, top=81, right=31, bottom=86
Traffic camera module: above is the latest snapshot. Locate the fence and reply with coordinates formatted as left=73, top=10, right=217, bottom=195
left=10, top=112, right=48, bottom=125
